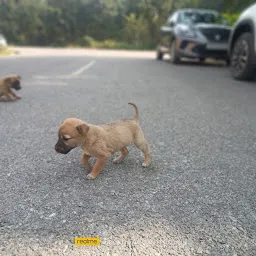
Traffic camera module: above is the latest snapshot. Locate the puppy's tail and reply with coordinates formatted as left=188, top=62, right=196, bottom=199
left=128, top=102, right=139, bottom=121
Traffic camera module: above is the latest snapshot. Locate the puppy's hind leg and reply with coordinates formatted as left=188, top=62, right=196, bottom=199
left=0, top=94, right=7, bottom=102
left=134, top=131, right=151, bottom=168
left=113, top=147, right=129, bottom=164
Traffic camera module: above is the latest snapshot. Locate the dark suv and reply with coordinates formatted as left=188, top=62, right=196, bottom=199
left=228, top=3, right=256, bottom=81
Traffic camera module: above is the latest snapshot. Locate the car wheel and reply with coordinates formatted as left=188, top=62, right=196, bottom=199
left=156, top=50, right=164, bottom=60
left=199, top=58, right=205, bottom=64
left=170, top=39, right=180, bottom=64
left=231, top=32, right=255, bottom=81
left=225, top=58, right=230, bottom=66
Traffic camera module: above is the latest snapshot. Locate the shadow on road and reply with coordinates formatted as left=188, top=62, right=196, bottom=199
left=159, top=57, right=256, bottom=82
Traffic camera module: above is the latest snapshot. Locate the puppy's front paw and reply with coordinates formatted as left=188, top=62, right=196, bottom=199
left=113, top=157, right=122, bottom=164
left=142, top=162, right=150, bottom=168
left=86, top=174, right=96, bottom=180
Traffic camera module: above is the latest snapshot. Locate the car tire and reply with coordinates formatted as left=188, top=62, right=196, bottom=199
left=170, top=39, right=180, bottom=64
left=199, top=58, right=205, bottom=63
left=156, top=50, right=164, bottom=60
left=225, top=58, right=230, bottom=66
left=230, top=32, right=255, bottom=81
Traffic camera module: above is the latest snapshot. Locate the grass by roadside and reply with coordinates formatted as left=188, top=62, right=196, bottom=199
left=0, top=46, right=17, bottom=56
left=5, top=37, right=154, bottom=51
left=68, top=36, right=154, bottom=51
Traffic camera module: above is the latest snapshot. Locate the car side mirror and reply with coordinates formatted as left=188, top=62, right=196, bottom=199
left=160, top=25, right=172, bottom=33
left=169, top=21, right=175, bottom=27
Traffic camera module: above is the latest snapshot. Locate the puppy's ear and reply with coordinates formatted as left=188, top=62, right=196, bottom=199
left=76, top=124, right=89, bottom=135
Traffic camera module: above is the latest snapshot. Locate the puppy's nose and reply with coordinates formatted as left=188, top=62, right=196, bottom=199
left=55, top=145, right=60, bottom=153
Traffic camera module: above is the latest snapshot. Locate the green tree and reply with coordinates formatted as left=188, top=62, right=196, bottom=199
left=0, top=0, right=254, bottom=48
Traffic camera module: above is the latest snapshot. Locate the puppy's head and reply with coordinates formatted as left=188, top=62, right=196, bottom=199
left=55, top=118, right=89, bottom=154
left=4, top=75, right=21, bottom=91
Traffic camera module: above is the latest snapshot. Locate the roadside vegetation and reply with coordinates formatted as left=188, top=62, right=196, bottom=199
left=0, top=46, right=16, bottom=56
left=0, top=0, right=254, bottom=50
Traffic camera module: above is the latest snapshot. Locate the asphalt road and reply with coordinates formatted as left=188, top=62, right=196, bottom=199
left=0, top=52, right=256, bottom=256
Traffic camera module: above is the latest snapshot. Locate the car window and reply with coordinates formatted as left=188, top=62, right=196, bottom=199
left=178, top=11, right=227, bottom=25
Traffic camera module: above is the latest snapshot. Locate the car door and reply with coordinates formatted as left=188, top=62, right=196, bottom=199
left=158, top=12, right=178, bottom=53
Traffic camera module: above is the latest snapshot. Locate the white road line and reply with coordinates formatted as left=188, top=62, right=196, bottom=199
left=71, top=60, right=96, bottom=76
left=31, top=60, right=96, bottom=83
left=33, top=74, right=99, bottom=80
left=34, top=75, right=72, bottom=80
left=26, top=81, right=68, bottom=86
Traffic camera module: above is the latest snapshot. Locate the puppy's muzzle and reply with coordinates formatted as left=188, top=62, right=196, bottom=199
left=12, top=80, right=21, bottom=90
left=55, top=140, right=74, bottom=154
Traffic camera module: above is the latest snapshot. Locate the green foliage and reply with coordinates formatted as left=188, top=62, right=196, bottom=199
left=222, top=0, right=255, bottom=13
left=79, top=36, right=95, bottom=47
left=0, top=0, right=253, bottom=49
left=74, top=36, right=152, bottom=50
left=194, top=0, right=255, bottom=12
left=124, top=13, right=151, bottom=47
left=0, top=46, right=15, bottom=56
left=222, top=13, right=240, bottom=25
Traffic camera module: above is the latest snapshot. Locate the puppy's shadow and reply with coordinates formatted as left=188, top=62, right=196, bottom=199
left=0, top=98, right=18, bottom=103
left=66, top=152, right=156, bottom=182
left=0, top=98, right=9, bottom=102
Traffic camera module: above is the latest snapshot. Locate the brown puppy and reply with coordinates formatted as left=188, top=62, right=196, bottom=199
left=0, top=75, right=22, bottom=101
left=55, top=103, right=151, bottom=180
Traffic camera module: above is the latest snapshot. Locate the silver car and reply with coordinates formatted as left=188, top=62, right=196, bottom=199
left=156, top=9, right=231, bottom=64
left=228, top=3, right=256, bottom=81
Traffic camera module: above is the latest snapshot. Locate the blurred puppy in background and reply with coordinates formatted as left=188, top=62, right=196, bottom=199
left=0, top=75, right=22, bottom=101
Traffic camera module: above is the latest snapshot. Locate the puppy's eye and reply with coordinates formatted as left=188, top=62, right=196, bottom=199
left=63, top=137, right=70, bottom=141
